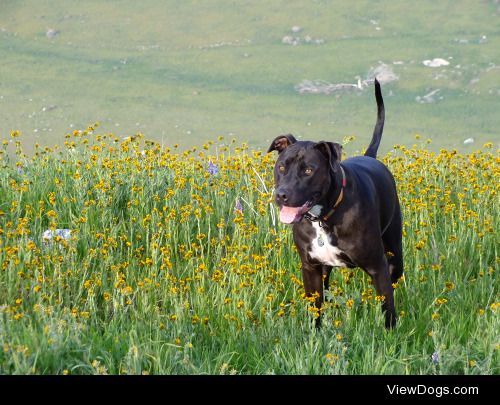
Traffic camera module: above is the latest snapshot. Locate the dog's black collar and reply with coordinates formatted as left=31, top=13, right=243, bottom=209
left=304, top=165, right=346, bottom=227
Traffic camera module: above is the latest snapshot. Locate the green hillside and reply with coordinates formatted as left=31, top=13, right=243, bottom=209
left=1, top=0, right=499, bottom=153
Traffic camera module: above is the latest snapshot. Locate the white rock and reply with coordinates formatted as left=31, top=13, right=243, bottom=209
left=46, top=28, right=59, bottom=39
left=463, top=138, right=474, bottom=145
left=367, top=63, right=399, bottom=84
left=416, top=88, right=442, bottom=104
left=423, top=58, right=450, bottom=67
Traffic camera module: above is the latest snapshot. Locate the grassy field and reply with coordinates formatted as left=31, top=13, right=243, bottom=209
left=1, top=0, right=500, bottom=154
left=0, top=129, right=498, bottom=374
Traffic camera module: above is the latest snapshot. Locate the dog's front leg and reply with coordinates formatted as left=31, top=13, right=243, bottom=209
left=322, top=265, right=332, bottom=294
left=301, top=263, right=325, bottom=329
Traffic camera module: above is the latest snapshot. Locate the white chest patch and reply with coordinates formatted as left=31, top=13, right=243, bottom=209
left=308, top=222, right=348, bottom=267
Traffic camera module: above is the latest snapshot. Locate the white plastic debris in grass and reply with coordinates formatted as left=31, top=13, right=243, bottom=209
left=431, top=351, right=439, bottom=364
left=43, top=229, right=72, bottom=242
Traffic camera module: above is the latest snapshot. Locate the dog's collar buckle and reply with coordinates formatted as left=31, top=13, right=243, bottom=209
left=303, top=212, right=320, bottom=222
left=304, top=212, right=329, bottom=229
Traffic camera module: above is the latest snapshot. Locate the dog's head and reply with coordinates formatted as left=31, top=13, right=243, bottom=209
left=267, top=134, right=342, bottom=224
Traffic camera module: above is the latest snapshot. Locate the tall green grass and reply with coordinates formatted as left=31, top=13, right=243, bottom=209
left=0, top=130, right=498, bottom=374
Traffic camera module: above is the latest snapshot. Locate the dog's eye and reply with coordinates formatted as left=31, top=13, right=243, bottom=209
left=304, top=168, right=313, bottom=175
left=279, top=165, right=285, bottom=173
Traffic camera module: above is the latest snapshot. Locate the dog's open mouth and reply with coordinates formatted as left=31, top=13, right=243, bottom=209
left=279, top=201, right=313, bottom=224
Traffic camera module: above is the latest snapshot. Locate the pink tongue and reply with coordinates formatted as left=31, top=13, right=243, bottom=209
left=280, top=206, right=302, bottom=224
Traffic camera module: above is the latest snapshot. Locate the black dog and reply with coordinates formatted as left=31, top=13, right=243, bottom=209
left=268, top=79, right=402, bottom=328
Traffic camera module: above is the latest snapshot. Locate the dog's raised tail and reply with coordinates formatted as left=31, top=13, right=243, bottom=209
left=364, top=78, right=385, bottom=159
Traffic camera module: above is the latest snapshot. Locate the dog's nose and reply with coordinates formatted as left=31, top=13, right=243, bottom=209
left=276, top=189, right=288, bottom=203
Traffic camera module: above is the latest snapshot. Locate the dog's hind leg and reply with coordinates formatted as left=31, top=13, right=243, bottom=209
left=364, top=256, right=397, bottom=329
left=382, top=208, right=404, bottom=284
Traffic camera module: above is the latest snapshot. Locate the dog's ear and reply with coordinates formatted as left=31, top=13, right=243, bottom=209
left=267, top=134, right=297, bottom=154
left=315, top=141, right=342, bottom=173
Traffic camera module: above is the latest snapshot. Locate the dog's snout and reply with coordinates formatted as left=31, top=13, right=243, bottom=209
left=276, top=188, right=289, bottom=203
